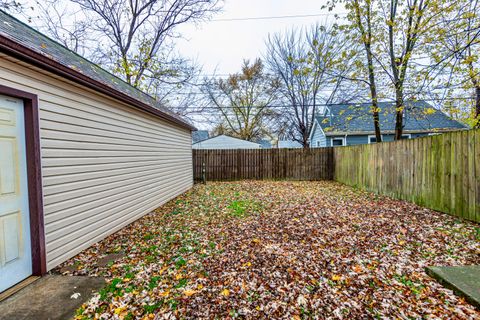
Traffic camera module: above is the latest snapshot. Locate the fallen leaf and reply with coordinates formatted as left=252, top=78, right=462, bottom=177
left=183, top=289, right=197, bottom=297
left=220, top=289, right=230, bottom=297
left=331, top=275, right=342, bottom=281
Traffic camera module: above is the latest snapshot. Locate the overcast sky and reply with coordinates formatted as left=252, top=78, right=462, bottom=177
left=174, top=0, right=345, bottom=75
left=18, top=0, right=344, bottom=76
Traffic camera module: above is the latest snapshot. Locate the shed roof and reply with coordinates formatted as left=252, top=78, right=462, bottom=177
left=192, top=135, right=261, bottom=149
left=0, top=10, right=194, bottom=130
left=278, top=140, right=303, bottom=148
left=316, top=101, right=467, bottom=134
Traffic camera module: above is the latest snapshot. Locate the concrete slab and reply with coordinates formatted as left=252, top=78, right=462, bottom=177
left=0, top=275, right=105, bottom=320
left=426, top=265, right=480, bottom=309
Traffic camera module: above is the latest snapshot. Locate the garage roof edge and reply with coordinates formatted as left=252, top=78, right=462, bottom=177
left=0, top=11, right=195, bottom=131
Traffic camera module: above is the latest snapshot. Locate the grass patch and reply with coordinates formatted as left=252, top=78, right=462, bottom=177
left=99, top=278, right=123, bottom=301
left=394, top=274, right=425, bottom=296
left=227, top=199, right=262, bottom=218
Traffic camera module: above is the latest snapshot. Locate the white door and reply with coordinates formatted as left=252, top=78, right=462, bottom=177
left=0, top=94, right=32, bottom=292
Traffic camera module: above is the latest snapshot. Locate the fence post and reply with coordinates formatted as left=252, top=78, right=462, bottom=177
left=202, top=161, right=206, bottom=184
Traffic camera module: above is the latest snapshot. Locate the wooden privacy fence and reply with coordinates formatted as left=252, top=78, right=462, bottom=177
left=334, top=129, right=480, bottom=223
left=192, top=148, right=333, bottom=181
left=192, top=129, right=479, bottom=223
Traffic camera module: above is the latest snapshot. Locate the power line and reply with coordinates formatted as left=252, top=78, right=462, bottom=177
left=184, top=64, right=459, bottom=80
left=211, top=12, right=347, bottom=22
left=177, top=97, right=476, bottom=111
left=154, top=87, right=478, bottom=96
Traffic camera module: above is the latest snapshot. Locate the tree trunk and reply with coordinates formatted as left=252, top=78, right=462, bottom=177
left=363, top=3, right=381, bottom=143
left=367, top=62, right=381, bottom=142
left=394, top=86, right=404, bottom=140
left=365, top=43, right=381, bottom=142
left=303, top=131, right=309, bottom=148
left=475, top=86, right=480, bottom=129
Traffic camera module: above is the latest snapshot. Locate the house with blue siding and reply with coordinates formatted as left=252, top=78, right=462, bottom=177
left=309, top=101, right=467, bottom=147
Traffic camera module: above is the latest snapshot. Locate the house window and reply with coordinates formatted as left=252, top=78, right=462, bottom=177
left=368, top=135, right=382, bottom=144
left=317, top=141, right=321, bottom=147
left=332, top=138, right=345, bottom=146
left=401, top=134, right=411, bottom=140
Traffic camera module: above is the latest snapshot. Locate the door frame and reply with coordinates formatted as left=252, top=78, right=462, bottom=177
left=0, top=84, right=46, bottom=276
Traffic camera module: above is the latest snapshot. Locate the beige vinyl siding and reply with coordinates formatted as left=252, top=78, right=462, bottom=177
left=0, top=54, right=193, bottom=270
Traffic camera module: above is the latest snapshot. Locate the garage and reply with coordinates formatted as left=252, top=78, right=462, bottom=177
left=0, top=12, right=194, bottom=292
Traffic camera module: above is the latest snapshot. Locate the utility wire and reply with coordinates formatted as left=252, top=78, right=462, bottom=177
left=153, top=88, right=478, bottom=96
left=211, top=12, right=347, bottom=22
left=180, top=62, right=459, bottom=80
left=177, top=97, right=476, bottom=111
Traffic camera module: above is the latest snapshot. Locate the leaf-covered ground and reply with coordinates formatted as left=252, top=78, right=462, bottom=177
left=57, top=181, right=480, bottom=319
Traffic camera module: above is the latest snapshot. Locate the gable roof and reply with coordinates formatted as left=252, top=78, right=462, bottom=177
left=0, top=10, right=194, bottom=130
left=192, top=130, right=209, bottom=143
left=316, top=101, right=467, bottom=134
left=192, top=135, right=262, bottom=149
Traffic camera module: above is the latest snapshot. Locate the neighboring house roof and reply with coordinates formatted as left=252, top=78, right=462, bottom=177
left=278, top=140, right=303, bottom=148
left=256, top=139, right=272, bottom=149
left=192, top=135, right=261, bottom=149
left=0, top=10, right=194, bottom=130
left=316, top=101, right=467, bottom=135
left=192, top=130, right=209, bottom=143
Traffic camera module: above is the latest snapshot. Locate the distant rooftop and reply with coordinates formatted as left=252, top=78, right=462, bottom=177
left=192, top=130, right=209, bottom=143
left=256, top=139, right=272, bottom=149
left=278, top=140, right=302, bottom=148
left=316, top=101, right=467, bottom=134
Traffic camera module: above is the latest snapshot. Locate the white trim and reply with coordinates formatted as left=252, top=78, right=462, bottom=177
left=401, top=133, right=412, bottom=139
left=368, top=134, right=381, bottom=144
left=324, top=106, right=331, bottom=117
left=331, top=137, right=346, bottom=147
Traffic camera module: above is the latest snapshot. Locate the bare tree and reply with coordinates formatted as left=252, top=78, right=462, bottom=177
left=34, top=1, right=90, bottom=56
left=1, top=0, right=36, bottom=22
left=150, top=56, right=214, bottom=122
left=265, top=24, right=349, bottom=147
left=0, top=0, right=23, bottom=12
left=68, top=0, right=221, bottom=88
left=27, top=0, right=221, bottom=123
left=203, top=59, right=280, bottom=141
